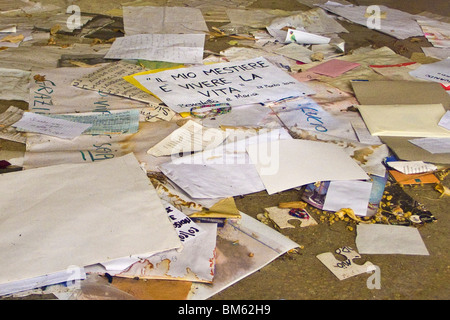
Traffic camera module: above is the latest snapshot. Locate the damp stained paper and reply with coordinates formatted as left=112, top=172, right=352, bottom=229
left=0, top=154, right=181, bottom=291
left=104, top=34, right=205, bottom=64
left=132, top=57, right=315, bottom=113
left=246, top=139, right=369, bottom=195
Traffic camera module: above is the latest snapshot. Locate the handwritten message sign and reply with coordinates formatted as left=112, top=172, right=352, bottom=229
left=164, top=202, right=204, bottom=243
left=133, top=57, right=315, bottom=113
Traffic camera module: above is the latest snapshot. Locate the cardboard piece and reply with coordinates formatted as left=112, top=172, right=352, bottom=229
left=352, top=80, right=450, bottom=110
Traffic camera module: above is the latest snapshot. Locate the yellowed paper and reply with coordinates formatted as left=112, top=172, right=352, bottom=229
left=357, top=104, right=450, bottom=137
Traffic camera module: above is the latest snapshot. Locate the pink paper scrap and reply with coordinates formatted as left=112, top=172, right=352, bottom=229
left=309, top=59, right=360, bottom=78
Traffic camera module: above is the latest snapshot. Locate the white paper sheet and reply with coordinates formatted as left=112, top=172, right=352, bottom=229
left=123, top=6, right=208, bottom=35
left=133, top=57, right=315, bottom=113
left=246, top=139, right=369, bottom=195
left=408, top=137, right=450, bottom=154
left=323, top=180, right=373, bottom=216
left=409, top=58, right=450, bottom=84
left=356, top=224, right=429, bottom=255
left=439, top=110, right=450, bottom=130
left=159, top=128, right=292, bottom=198
left=387, top=161, right=437, bottom=174
left=12, top=112, right=92, bottom=139
left=0, top=154, right=181, bottom=290
left=104, top=34, right=205, bottom=64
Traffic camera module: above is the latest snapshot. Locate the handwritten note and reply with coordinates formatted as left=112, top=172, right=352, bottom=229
left=47, top=110, right=140, bottom=135
left=104, top=34, right=205, bottom=64
left=133, top=57, right=315, bottom=113
left=71, top=61, right=160, bottom=105
left=147, top=120, right=228, bottom=156
left=164, top=202, right=204, bottom=243
left=12, top=112, right=92, bottom=139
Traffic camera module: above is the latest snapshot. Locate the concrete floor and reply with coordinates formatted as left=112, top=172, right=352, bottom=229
left=1, top=0, right=449, bottom=301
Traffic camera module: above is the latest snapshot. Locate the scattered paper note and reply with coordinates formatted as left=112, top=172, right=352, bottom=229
left=409, top=58, right=450, bottom=84
left=12, top=112, right=92, bottom=139
left=147, top=120, right=228, bottom=157
left=387, top=160, right=437, bottom=174
left=104, top=34, right=205, bottom=64
left=409, top=137, right=450, bottom=154
left=47, top=110, right=140, bottom=135
left=133, top=57, right=315, bottom=113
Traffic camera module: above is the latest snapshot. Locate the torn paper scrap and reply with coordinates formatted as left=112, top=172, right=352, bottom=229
left=189, top=212, right=300, bottom=300
left=104, top=34, right=205, bottom=64
left=12, top=112, right=92, bottom=139
left=132, top=57, right=315, bottom=113
left=0, top=154, right=181, bottom=292
left=122, top=6, right=208, bottom=35
left=317, top=246, right=374, bottom=280
left=357, top=104, right=450, bottom=138
left=356, top=224, right=429, bottom=255
left=416, top=19, right=450, bottom=48
left=246, top=139, right=369, bottom=195
left=147, top=120, right=228, bottom=157
left=114, top=222, right=217, bottom=283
